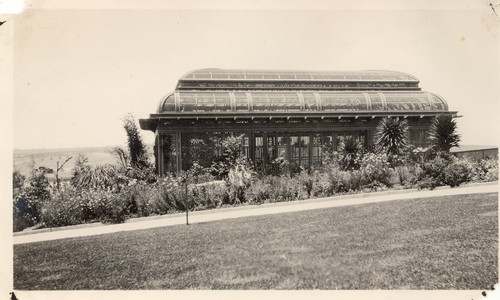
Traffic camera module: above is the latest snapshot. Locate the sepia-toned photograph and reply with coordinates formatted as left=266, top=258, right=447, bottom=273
left=1, top=1, right=499, bottom=299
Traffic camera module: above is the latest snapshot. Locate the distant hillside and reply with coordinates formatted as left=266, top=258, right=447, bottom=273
left=13, top=145, right=154, bottom=181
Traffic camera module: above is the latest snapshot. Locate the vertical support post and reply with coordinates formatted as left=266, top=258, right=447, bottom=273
left=285, top=133, right=291, bottom=162
left=184, top=179, right=189, bottom=225
left=175, top=132, right=182, bottom=173
left=249, top=132, right=255, bottom=169
left=156, top=132, right=165, bottom=176
left=367, top=130, right=373, bottom=151
left=263, top=133, right=268, bottom=174
left=308, top=133, right=313, bottom=172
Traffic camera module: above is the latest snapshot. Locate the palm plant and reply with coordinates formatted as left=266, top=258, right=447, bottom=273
left=375, top=117, right=409, bottom=156
left=338, top=136, right=363, bottom=170
left=428, top=114, right=460, bottom=152
left=72, top=164, right=122, bottom=190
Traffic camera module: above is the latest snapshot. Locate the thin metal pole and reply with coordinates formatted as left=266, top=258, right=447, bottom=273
left=185, top=182, right=189, bottom=225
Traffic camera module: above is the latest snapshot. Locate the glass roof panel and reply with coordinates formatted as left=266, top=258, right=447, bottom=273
left=284, top=93, right=301, bottom=111
left=431, top=95, right=448, bottom=110
left=181, top=69, right=419, bottom=81
left=303, top=93, right=318, bottom=110
left=385, top=94, right=431, bottom=111
left=320, top=94, right=367, bottom=111
left=252, top=94, right=270, bottom=111
left=164, top=91, right=447, bottom=114
left=161, top=94, right=176, bottom=112
left=367, top=93, right=383, bottom=110
left=234, top=92, right=248, bottom=111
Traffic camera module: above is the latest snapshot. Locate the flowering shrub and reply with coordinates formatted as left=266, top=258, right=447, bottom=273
left=245, top=179, right=272, bottom=204
left=15, top=147, right=498, bottom=231
left=99, top=192, right=131, bottom=224
left=296, top=170, right=315, bottom=198
left=417, top=155, right=450, bottom=189
left=146, top=176, right=186, bottom=214
left=13, top=169, right=52, bottom=231
left=394, top=165, right=422, bottom=188
left=189, top=181, right=228, bottom=210
left=41, top=184, right=126, bottom=226
left=226, top=162, right=253, bottom=204
left=309, top=171, right=334, bottom=198
left=245, top=175, right=307, bottom=204
left=358, top=152, right=393, bottom=190
left=13, top=191, right=41, bottom=232
left=481, top=158, right=498, bottom=182
left=443, top=160, right=471, bottom=187
left=42, top=184, right=88, bottom=227
left=415, top=155, right=498, bottom=189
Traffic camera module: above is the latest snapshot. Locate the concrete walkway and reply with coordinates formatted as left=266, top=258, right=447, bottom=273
left=13, top=182, right=498, bottom=245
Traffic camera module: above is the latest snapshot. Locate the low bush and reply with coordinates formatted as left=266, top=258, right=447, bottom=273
left=146, top=176, right=186, bottom=214
left=13, top=192, right=41, bottom=232
left=41, top=184, right=88, bottom=227
left=358, top=152, right=393, bottom=190
left=13, top=169, right=51, bottom=231
left=245, top=179, right=272, bottom=204
left=190, top=181, right=228, bottom=210
left=99, top=192, right=131, bottom=224
left=443, top=159, right=472, bottom=187
left=417, top=155, right=450, bottom=190
left=309, top=171, right=333, bottom=198
left=296, top=170, right=315, bottom=198
left=394, top=165, right=422, bottom=188
left=482, top=158, right=498, bottom=182
left=267, top=175, right=307, bottom=202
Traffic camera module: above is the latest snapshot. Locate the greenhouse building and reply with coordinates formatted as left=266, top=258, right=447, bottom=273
left=139, top=69, right=457, bottom=175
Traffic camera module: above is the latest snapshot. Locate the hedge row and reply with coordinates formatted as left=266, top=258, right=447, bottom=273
left=13, top=154, right=498, bottom=231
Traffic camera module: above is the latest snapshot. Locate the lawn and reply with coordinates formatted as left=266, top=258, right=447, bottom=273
left=14, top=193, right=498, bottom=290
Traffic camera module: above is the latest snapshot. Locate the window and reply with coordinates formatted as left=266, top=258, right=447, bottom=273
left=290, top=135, right=310, bottom=168
left=312, top=135, right=322, bottom=168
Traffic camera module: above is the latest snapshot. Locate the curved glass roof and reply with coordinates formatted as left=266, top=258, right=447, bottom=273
left=157, top=91, right=448, bottom=114
left=180, top=69, right=419, bottom=82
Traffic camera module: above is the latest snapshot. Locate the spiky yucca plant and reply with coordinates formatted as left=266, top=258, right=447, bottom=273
left=338, top=136, right=364, bottom=170
left=428, top=114, right=460, bottom=152
left=375, top=117, right=409, bottom=156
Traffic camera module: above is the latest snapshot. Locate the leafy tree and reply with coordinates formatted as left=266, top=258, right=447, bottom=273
left=122, top=113, right=149, bottom=168
left=428, top=114, right=460, bottom=152
left=375, top=117, right=409, bottom=156
left=27, top=168, right=51, bottom=202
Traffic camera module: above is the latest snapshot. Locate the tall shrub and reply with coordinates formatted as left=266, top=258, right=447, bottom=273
left=13, top=168, right=51, bottom=231
left=428, top=114, right=460, bottom=152
left=122, top=113, right=149, bottom=168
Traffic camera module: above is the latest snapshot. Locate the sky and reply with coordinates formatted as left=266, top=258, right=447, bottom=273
left=7, top=1, right=500, bottom=149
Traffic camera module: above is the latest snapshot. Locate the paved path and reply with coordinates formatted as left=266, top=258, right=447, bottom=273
left=13, top=182, right=498, bottom=245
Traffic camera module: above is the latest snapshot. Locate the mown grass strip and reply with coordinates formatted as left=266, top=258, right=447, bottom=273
left=14, top=193, right=498, bottom=290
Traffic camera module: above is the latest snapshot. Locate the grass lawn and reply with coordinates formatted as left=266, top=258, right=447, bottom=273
left=14, top=193, right=498, bottom=290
